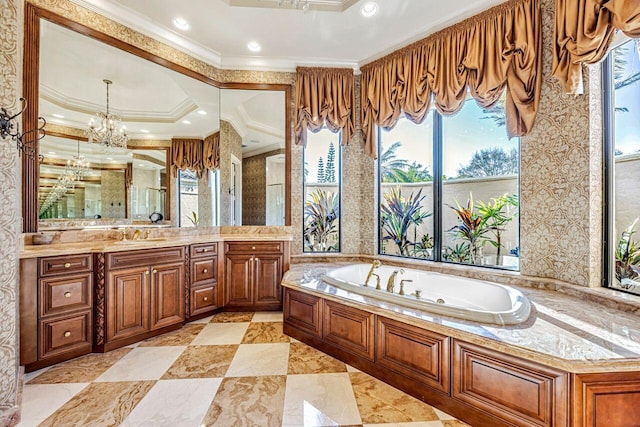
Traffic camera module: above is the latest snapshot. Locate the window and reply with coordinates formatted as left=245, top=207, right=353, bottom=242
left=178, top=169, right=220, bottom=227
left=379, top=116, right=434, bottom=259
left=377, top=97, right=520, bottom=270
left=605, top=39, right=640, bottom=295
left=303, top=128, right=341, bottom=252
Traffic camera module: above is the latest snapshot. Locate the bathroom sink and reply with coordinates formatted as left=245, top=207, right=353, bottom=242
left=114, top=238, right=167, bottom=244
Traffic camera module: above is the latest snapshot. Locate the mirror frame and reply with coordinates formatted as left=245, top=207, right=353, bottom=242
left=22, top=4, right=291, bottom=231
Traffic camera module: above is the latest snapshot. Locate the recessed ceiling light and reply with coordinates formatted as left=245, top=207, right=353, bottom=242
left=51, top=113, right=64, bottom=119
left=106, top=157, right=113, bottom=160
left=140, top=129, right=149, bottom=133
left=247, top=41, right=262, bottom=52
left=48, top=151, right=56, bottom=155
left=182, top=120, right=191, bottom=125
left=173, top=17, right=191, bottom=31
left=197, top=110, right=207, bottom=115
left=361, top=1, right=378, bottom=17
left=137, top=163, right=145, bottom=167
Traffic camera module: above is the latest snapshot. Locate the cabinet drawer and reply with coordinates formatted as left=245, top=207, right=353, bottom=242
left=323, top=300, right=375, bottom=361
left=452, top=340, right=568, bottom=427
left=106, top=246, right=185, bottom=269
left=191, top=285, right=217, bottom=316
left=40, top=273, right=92, bottom=317
left=376, top=316, right=449, bottom=394
left=39, top=312, right=92, bottom=360
left=39, top=254, right=92, bottom=277
left=191, top=258, right=216, bottom=284
left=224, top=241, right=283, bottom=254
left=284, top=289, right=322, bottom=337
left=190, top=242, right=217, bottom=258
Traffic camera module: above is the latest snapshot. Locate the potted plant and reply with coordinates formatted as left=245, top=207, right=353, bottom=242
left=476, top=193, right=518, bottom=266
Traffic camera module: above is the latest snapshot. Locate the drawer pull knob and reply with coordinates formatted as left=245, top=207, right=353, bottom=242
left=203, top=269, right=208, bottom=273
left=152, top=269, right=158, bottom=274
left=64, top=263, right=71, bottom=268
left=64, top=292, right=72, bottom=298
left=252, top=246, right=256, bottom=250
left=203, top=297, right=208, bottom=301
left=145, top=270, right=150, bottom=275
left=203, top=248, right=209, bottom=252
left=64, top=331, right=71, bottom=337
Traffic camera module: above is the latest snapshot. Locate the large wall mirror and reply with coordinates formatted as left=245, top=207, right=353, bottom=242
left=22, top=5, right=291, bottom=231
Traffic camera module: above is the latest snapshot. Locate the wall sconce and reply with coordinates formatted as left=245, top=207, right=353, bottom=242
left=0, top=97, right=45, bottom=160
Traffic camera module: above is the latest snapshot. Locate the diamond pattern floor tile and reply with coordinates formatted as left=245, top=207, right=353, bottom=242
left=22, top=312, right=471, bottom=426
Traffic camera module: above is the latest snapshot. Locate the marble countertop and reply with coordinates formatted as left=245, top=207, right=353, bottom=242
left=282, top=263, right=640, bottom=373
left=20, top=233, right=292, bottom=258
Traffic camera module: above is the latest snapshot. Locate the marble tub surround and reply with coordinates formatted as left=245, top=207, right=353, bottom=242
left=291, top=253, right=640, bottom=316
left=19, top=311, right=466, bottom=427
left=283, top=264, right=640, bottom=373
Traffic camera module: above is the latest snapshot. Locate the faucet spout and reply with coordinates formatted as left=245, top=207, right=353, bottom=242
left=386, top=269, right=405, bottom=293
left=364, top=260, right=382, bottom=287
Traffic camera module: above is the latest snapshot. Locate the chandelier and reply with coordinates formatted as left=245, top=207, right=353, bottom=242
left=86, top=79, right=128, bottom=151
left=277, top=0, right=310, bottom=10
left=66, top=139, right=90, bottom=181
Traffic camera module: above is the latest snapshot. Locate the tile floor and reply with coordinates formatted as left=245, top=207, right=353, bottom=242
left=19, top=312, right=470, bottom=427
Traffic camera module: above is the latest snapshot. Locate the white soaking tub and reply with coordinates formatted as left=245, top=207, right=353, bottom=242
left=322, top=263, right=531, bottom=325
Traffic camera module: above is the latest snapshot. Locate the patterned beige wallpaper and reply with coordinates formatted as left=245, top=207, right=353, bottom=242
left=0, top=0, right=22, bottom=422
left=219, top=120, right=243, bottom=226
left=519, top=0, right=603, bottom=288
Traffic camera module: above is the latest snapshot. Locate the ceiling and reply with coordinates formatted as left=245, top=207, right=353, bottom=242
left=72, top=0, right=506, bottom=71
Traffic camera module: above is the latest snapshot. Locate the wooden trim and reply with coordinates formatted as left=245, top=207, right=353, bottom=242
left=19, top=258, right=39, bottom=366
left=23, top=3, right=41, bottom=232
left=93, top=253, right=106, bottom=347
left=573, top=371, right=640, bottom=427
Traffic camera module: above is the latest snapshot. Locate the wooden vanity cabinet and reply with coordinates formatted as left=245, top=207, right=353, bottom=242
left=99, top=247, right=185, bottom=351
left=188, top=242, right=220, bottom=318
left=224, top=241, right=289, bottom=310
left=20, top=254, right=93, bottom=371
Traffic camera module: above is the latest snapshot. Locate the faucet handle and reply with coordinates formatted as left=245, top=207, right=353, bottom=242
left=399, top=279, right=412, bottom=296
left=414, top=290, right=422, bottom=299
left=373, top=274, right=381, bottom=290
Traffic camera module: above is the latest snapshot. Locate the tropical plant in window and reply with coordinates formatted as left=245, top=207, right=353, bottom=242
left=380, top=187, right=431, bottom=257
left=303, top=189, right=340, bottom=252
left=615, top=218, right=640, bottom=287
left=443, top=243, right=472, bottom=263
left=380, top=141, right=411, bottom=182
left=447, top=194, right=495, bottom=264
left=476, top=193, right=519, bottom=262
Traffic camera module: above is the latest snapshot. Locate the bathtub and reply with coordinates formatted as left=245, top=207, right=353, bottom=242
left=322, top=264, right=531, bottom=326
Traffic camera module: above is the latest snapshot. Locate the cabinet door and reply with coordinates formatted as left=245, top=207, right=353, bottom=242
left=150, top=262, right=185, bottom=330
left=254, top=254, right=283, bottom=306
left=224, top=254, right=253, bottom=306
left=107, top=267, right=149, bottom=342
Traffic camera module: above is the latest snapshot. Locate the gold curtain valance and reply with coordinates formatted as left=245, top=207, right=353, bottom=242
left=171, top=134, right=220, bottom=178
left=203, top=131, right=221, bottom=172
left=553, top=0, right=640, bottom=94
left=295, top=66, right=355, bottom=146
left=360, top=0, right=541, bottom=158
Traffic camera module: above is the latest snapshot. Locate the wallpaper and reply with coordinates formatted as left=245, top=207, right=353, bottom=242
left=242, top=149, right=283, bottom=226
left=519, top=0, right=603, bottom=287
left=100, top=171, right=126, bottom=218
left=0, top=0, right=22, bottom=423
left=219, top=120, right=243, bottom=226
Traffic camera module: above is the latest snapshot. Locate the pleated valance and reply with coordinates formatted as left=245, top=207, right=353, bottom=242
left=553, top=0, right=640, bottom=94
left=295, top=67, right=355, bottom=146
left=171, top=132, right=220, bottom=178
left=202, top=131, right=220, bottom=171
left=360, top=0, right=541, bottom=158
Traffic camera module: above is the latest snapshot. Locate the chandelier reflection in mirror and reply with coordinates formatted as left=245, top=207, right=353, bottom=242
left=0, top=97, right=45, bottom=160
left=66, top=139, right=90, bottom=181
left=86, top=79, right=128, bottom=151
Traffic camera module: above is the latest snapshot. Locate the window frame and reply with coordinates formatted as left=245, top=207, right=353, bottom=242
left=377, top=103, right=521, bottom=271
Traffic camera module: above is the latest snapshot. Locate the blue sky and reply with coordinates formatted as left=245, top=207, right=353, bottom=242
left=614, top=39, right=640, bottom=154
